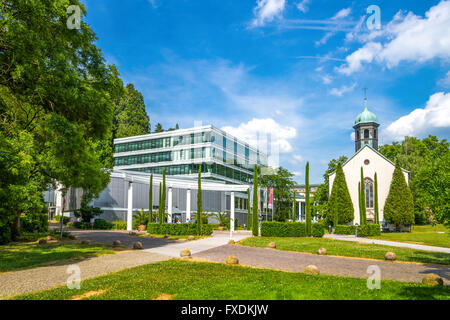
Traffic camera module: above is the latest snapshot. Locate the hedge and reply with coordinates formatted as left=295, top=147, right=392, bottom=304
left=111, top=220, right=127, bottom=230
left=334, top=223, right=381, bottom=237
left=93, top=219, right=112, bottom=230
left=260, top=221, right=324, bottom=237
left=311, top=223, right=325, bottom=237
left=148, top=223, right=213, bottom=236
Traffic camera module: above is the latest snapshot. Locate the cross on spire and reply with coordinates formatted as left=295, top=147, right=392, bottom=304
left=363, top=87, right=368, bottom=100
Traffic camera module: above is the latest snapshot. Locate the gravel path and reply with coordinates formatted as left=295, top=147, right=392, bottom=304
left=194, top=245, right=450, bottom=285
left=0, top=250, right=170, bottom=299
left=324, top=234, right=450, bottom=254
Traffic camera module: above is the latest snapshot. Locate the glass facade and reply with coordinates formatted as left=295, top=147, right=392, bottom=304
left=113, top=126, right=267, bottom=184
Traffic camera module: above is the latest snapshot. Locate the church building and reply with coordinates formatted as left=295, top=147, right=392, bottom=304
left=328, top=98, right=409, bottom=226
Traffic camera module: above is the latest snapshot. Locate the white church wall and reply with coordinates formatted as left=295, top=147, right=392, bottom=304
left=329, top=146, right=409, bottom=225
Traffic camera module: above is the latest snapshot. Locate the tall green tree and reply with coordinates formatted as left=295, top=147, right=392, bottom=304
left=0, top=0, right=122, bottom=240
left=328, top=163, right=354, bottom=226
left=259, top=166, right=295, bottom=221
left=154, top=123, right=164, bottom=133
left=384, top=162, right=415, bottom=230
left=197, top=166, right=202, bottom=235
left=162, top=168, right=166, bottom=221
left=360, top=167, right=366, bottom=225
left=374, top=172, right=379, bottom=224
left=252, top=165, right=259, bottom=236
left=149, top=174, right=153, bottom=223
left=358, top=181, right=362, bottom=223
left=247, top=189, right=251, bottom=230
left=305, top=162, right=311, bottom=236
left=114, top=83, right=150, bottom=139
left=158, top=182, right=163, bottom=223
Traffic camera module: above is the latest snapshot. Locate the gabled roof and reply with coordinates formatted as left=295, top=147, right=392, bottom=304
left=328, top=145, right=410, bottom=177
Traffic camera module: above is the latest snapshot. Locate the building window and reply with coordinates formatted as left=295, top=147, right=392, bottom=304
left=365, top=178, right=374, bottom=209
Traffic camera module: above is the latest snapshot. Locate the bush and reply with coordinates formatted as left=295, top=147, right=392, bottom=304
left=20, top=211, right=48, bottom=233
left=147, top=223, right=213, bottom=236
left=357, top=223, right=381, bottom=237
left=334, top=225, right=356, bottom=235
left=111, top=220, right=127, bottom=230
left=311, top=223, right=324, bottom=237
left=55, top=216, right=70, bottom=225
left=0, top=223, right=12, bottom=244
left=93, top=219, right=112, bottom=230
left=261, top=222, right=306, bottom=237
left=73, top=221, right=91, bottom=229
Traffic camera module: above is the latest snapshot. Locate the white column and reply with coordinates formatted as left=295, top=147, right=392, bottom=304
left=186, top=189, right=191, bottom=222
left=167, top=187, right=173, bottom=223
left=230, top=191, right=235, bottom=235
left=127, top=182, right=133, bottom=231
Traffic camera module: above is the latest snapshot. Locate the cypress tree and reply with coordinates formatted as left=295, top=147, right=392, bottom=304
left=358, top=181, right=362, bottom=223
left=247, top=188, right=251, bottom=230
left=328, top=163, right=354, bottom=226
left=384, top=162, right=414, bottom=230
left=305, top=162, right=311, bottom=236
left=158, top=182, right=162, bottom=223
left=360, top=167, right=366, bottom=225
left=149, top=173, right=153, bottom=223
left=252, top=165, right=259, bottom=236
left=196, top=166, right=202, bottom=235
left=374, top=172, right=379, bottom=224
left=162, top=168, right=166, bottom=218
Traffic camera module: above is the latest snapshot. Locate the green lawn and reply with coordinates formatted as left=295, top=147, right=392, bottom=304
left=13, top=259, right=449, bottom=300
left=239, top=237, right=450, bottom=265
left=368, top=224, right=450, bottom=248
left=0, top=241, right=118, bottom=272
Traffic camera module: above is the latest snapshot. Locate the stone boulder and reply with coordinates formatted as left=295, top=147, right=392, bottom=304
left=268, top=242, right=276, bottom=249
left=187, top=235, right=195, bottom=241
left=180, top=249, right=191, bottom=258
left=317, top=248, right=327, bottom=255
left=163, top=234, right=170, bottom=239
left=80, top=240, right=90, bottom=245
left=304, top=265, right=320, bottom=275
left=133, top=241, right=143, bottom=250
left=112, top=240, right=121, bottom=246
left=422, top=274, right=443, bottom=286
left=128, top=231, right=137, bottom=236
left=384, top=252, right=396, bottom=261
left=38, top=239, right=47, bottom=245
left=45, top=235, right=54, bottom=241
left=228, top=240, right=235, bottom=245
left=225, top=256, right=239, bottom=265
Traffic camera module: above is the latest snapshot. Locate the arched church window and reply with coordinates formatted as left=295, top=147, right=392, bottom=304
left=364, top=129, right=369, bottom=139
left=364, top=178, right=374, bottom=208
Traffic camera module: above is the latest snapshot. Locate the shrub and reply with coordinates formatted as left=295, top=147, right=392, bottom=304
left=93, top=219, right=112, bottom=230
left=357, top=223, right=381, bottom=237
left=111, top=220, right=127, bottom=230
left=311, top=223, right=324, bottom=237
left=261, top=221, right=306, bottom=237
left=20, top=211, right=48, bottom=233
left=73, top=221, right=91, bottom=229
left=55, top=216, right=70, bottom=225
left=334, top=225, right=356, bottom=235
left=148, top=223, right=213, bottom=236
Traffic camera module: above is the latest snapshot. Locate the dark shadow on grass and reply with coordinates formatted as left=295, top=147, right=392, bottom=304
left=396, top=285, right=450, bottom=300
left=406, top=250, right=450, bottom=267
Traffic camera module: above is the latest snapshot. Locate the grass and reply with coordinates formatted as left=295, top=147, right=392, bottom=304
left=13, top=259, right=449, bottom=300
left=0, top=241, right=119, bottom=272
left=368, top=224, right=450, bottom=248
left=239, top=237, right=450, bottom=265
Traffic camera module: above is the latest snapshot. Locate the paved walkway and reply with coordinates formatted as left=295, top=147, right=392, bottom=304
left=0, top=251, right=170, bottom=299
left=194, top=244, right=450, bottom=285
left=324, top=234, right=450, bottom=254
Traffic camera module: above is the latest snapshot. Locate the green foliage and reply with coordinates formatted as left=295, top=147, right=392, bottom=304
left=20, top=210, right=49, bottom=233
left=212, top=211, right=228, bottom=227
left=259, top=166, right=295, bottom=222
left=154, top=123, right=164, bottom=133
left=133, top=209, right=149, bottom=229
left=357, top=223, right=381, bottom=237
left=311, top=223, right=325, bottom=237
left=149, top=174, right=153, bottom=222
left=148, top=223, right=213, bottom=236
left=247, top=189, right=251, bottom=230
left=93, top=219, right=113, bottom=230
left=379, top=135, right=449, bottom=226
left=327, top=163, right=354, bottom=226
left=74, top=204, right=103, bottom=223
left=73, top=221, right=92, bottom=230
left=305, top=162, right=311, bottom=236
left=55, top=216, right=70, bottom=225
left=111, top=220, right=127, bottom=230
left=374, top=173, right=379, bottom=224
left=360, top=167, right=366, bottom=224
left=261, top=221, right=307, bottom=237
left=252, top=165, right=259, bottom=236
left=334, top=225, right=356, bottom=235
left=197, top=167, right=202, bottom=235
left=158, top=182, right=163, bottom=223
left=384, top=163, right=415, bottom=229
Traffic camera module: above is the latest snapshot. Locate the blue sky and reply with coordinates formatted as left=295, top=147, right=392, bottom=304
left=82, top=0, right=450, bottom=183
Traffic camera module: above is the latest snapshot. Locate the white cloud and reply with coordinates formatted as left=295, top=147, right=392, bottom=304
left=329, top=82, right=357, bottom=96
left=350, top=131, right=355, bottom=141
left=337, top=1, right=450, bottom=74
left=289, top=154, right=304, bottom=165
left=331, top=8, right=351, bottom=20
left=384, top=92, right=450, bottom=141
left=252, top=0, right=286, bottom=27
left=321, top=74, right=332, bottom=84
left=292, top=171, right=303, bottom=177
left=222, top=118, right=297, bottom=154
left=315, top=7, right=352, bottom=46
left=296, top=0, right=310, bottom=13
left=439, top=70, right=450, bottom=87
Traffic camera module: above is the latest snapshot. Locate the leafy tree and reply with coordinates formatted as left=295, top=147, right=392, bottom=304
left=252, top=165, right=259, bottom=236
left=328, top=163, right=354, bottom=226
left=114, top=83, right=150, bottom=138
left=197, top=167, right=202, bottom=235
left=149, top=174, right=153, bottom=223
left=384, top=162, right=415, bottom=230
left=305, top=162, right=311, bottom=236
left=154, top=123, right=164, bottom=133
left=259, top=166, right=295, bottom=221
left=0, top=0, right=122, bottom=240
left=374, top=173, right=379, bottom=224
left=247, top=189, right=251, bottom=230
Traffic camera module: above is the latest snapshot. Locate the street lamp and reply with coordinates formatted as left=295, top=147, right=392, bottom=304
left=355, top=223, right=359, bottom=237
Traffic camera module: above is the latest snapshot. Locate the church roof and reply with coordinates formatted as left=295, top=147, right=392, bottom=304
left=328, top=145, right=410, bottom=177
left=354, top=99, right=378, bottom=125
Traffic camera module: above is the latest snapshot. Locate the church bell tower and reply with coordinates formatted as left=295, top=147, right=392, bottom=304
left=353, top=98, right=379, bottom=152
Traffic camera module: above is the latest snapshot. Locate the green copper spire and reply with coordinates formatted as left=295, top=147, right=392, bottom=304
left=355, top=98, right=378, bottom=125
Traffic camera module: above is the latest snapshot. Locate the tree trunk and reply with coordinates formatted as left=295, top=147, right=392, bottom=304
left=11, top=212, right=21, bottom=241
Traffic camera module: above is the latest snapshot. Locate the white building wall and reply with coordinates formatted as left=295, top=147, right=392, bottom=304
left=329, top=146, right=409, bottom=225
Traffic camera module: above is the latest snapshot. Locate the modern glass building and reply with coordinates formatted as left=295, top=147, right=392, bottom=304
left=113, top=125, right=268, bottom=185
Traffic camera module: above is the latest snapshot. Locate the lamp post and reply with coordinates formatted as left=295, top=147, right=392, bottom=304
left=355, top=223, right=359, bottom=237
